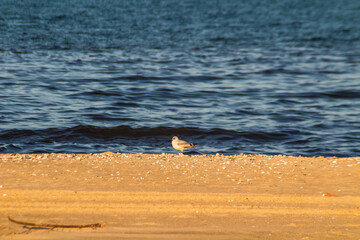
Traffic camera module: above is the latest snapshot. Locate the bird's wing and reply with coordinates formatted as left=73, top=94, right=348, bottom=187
left=177, top=140, right=193, bottom=147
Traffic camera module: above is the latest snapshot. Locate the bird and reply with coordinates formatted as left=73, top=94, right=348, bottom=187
left=171, top=136, right=198, bottom=154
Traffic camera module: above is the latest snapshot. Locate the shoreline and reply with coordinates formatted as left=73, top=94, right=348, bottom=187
left=1, top=153, right=360, bottom=239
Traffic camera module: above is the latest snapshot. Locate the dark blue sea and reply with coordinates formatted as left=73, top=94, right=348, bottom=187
left=1, top=0, right=359, bottom=156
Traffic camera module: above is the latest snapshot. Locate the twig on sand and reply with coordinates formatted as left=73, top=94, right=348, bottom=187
left=7, top=216, right=103, bottom=229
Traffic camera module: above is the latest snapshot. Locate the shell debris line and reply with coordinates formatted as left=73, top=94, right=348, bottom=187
left=0, top=153, right=359, bottom=195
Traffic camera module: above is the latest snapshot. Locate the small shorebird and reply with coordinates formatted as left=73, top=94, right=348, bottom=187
left=171, top=136, right=198, bottom=154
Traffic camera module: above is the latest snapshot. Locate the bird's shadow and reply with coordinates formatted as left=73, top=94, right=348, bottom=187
left=179, top=150, right=202, bottom=155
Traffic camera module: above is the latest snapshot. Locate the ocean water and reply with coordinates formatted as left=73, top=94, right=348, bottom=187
left=1, top=0, right=359, bottom=156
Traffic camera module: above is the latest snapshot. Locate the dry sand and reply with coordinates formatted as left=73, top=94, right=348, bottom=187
left=0, top=152, right=360, bottom=239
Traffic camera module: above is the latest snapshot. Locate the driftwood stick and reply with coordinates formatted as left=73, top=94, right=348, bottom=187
left=7, top=216, right=102, bottom=229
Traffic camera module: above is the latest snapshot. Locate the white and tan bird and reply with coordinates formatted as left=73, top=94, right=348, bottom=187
left=171, top=136, right=198, bottom=154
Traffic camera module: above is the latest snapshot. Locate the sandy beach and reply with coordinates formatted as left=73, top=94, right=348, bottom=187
left=1, top=152, right=360, bottom=239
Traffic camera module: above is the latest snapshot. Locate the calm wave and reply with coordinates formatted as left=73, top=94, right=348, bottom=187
left=1, top=0, right=359, bottom=156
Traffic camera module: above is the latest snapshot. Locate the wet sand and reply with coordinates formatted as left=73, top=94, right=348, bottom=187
left=1, top=153, right=360, bottom=239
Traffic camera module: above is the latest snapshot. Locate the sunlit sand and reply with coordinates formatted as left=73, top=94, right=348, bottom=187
left=1, top=153, right=359, bottom=239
